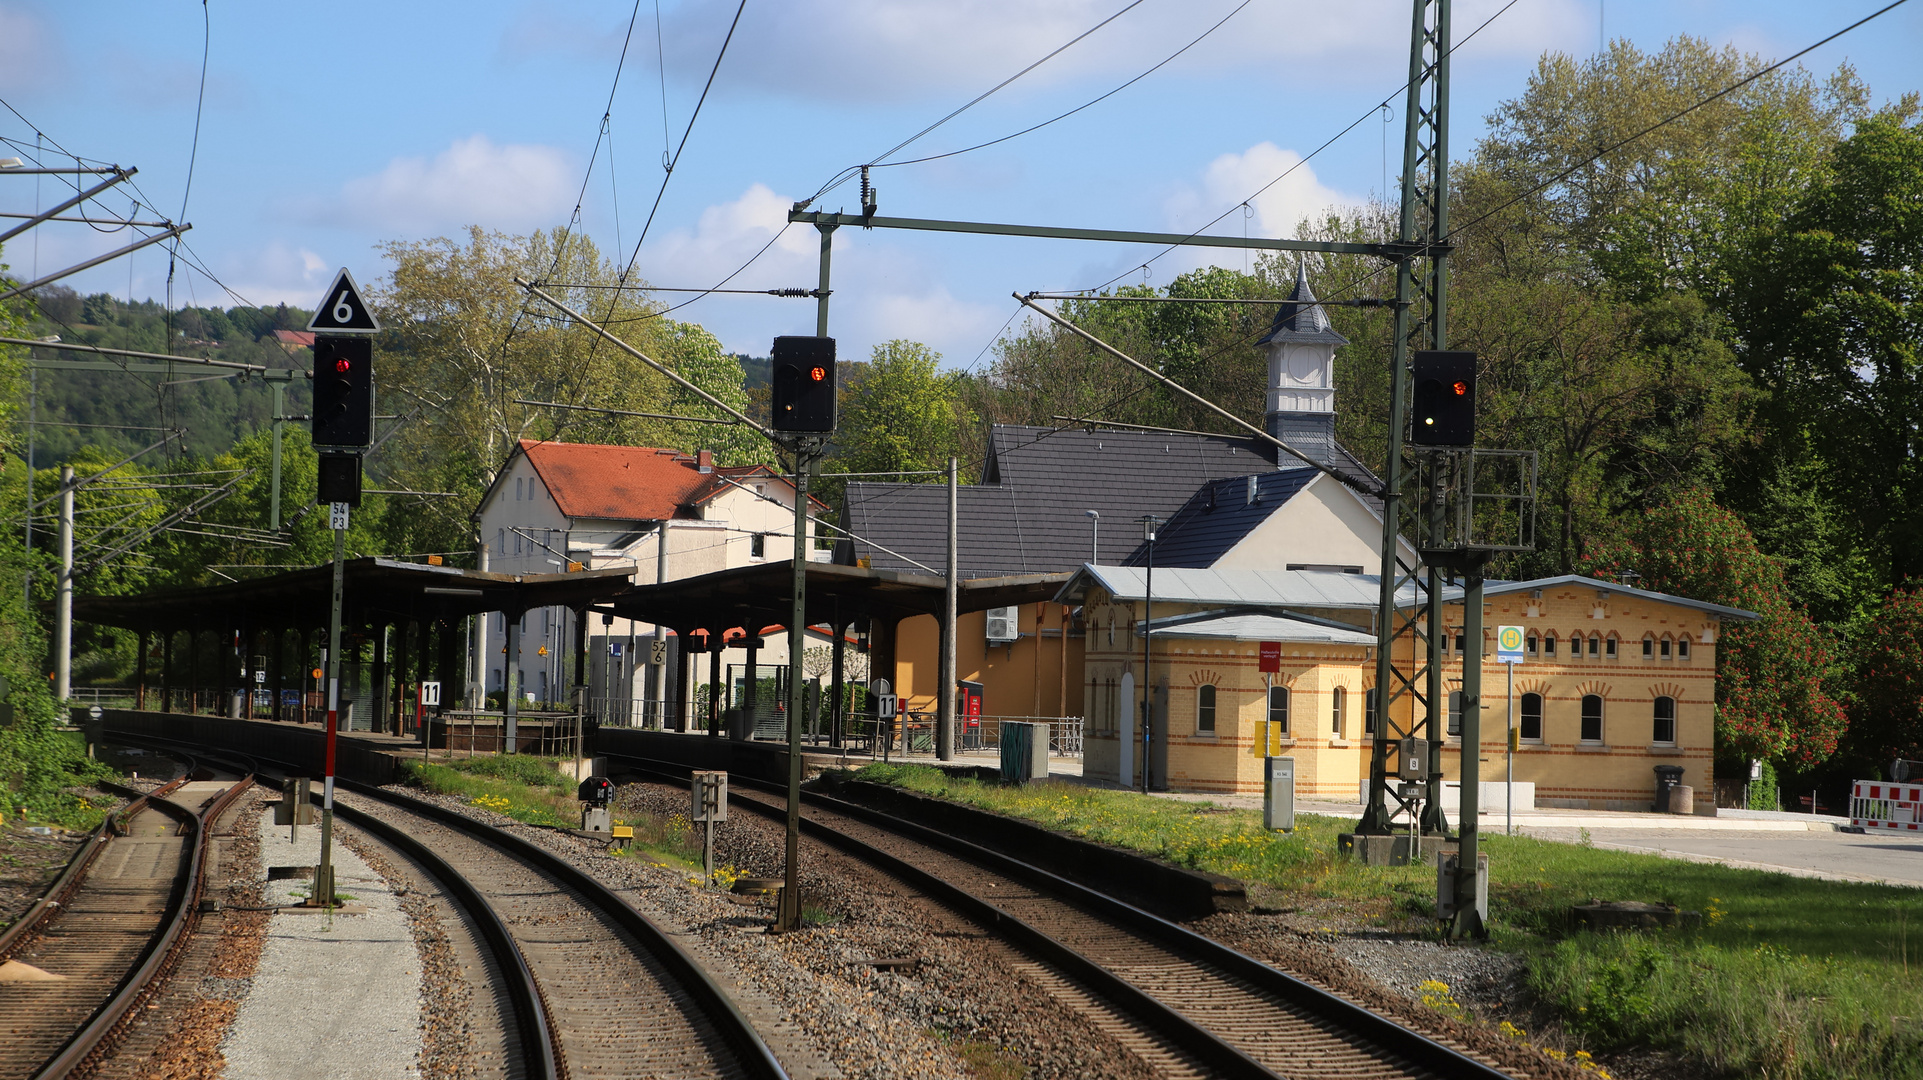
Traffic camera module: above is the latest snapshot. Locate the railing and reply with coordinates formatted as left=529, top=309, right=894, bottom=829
left=1850, top=780, right=1919, bottom=829
left=66, top=687, right=138, bottom=708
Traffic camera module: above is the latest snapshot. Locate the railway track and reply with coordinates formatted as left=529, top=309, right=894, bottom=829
left=611, top=756, right=1519, bottom=1080
left=145, top=740, right=789, bottom=1080
left=0, top=762, right=254, bottom=1080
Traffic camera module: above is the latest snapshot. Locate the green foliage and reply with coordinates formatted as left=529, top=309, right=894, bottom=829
left=399, top=756, right=575, bottom=827
left=1584, top=488, right=1845, bottom=765
left=1846, top=587, right=1923, bottom=762
left=1750, top=757, right=1781, bottom=811
left=821, top=340, right=978, bottom=506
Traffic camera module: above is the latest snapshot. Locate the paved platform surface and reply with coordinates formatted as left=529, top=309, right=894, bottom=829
left=221, top=807, right=422, bottom=1079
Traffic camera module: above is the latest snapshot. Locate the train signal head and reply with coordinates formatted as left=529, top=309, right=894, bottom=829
left=771, top=336, right=837, bottom=433
left=311, top=336, right=374, bottom=448
left=1410, top=350, right=1476, bottom=446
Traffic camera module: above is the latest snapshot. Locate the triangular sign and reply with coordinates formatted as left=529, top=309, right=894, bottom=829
left=307, top=267, right=380, bottom=334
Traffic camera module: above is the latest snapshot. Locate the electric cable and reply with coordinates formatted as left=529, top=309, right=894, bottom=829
left=1082, top=0, right=1521, bottom=294
left=836, top=0, right=1249, bottom=186
left=805, top=0, right=1151, bottom=207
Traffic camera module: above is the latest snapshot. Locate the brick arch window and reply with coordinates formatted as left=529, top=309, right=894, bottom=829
left=1580, top=694, right=1604, bottom=743
left=1526, top=632, right=1539, bottom=657
left=1520, top=692, right=1544, bottom=741
left=1677, top=634, right=1692, bottom=660
left=1197, top=684, right=1217, bottom=734
left=1268, top=685, right=1290, bottom=737
left=1587, top=633, right=1601, bottom=658
left=1447, top=690, right=1463, bottom=737
left=1543, top=633, right=1558, bottom=658
left=1364, top=687, right=1379, bottom=738
left=1660, top=635, right=1673, bottom=659
left=1653, top=695, right=1677, bottom=744
left=1643, top=634, right=1655, bottom=658
left=1605, top=633, right=1619, bottom=659
left=1331, top=685, right=1348, bottom=740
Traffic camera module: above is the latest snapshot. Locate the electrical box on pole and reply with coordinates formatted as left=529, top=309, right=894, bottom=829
left=1410, top=351, right=1476, bottom=446
left=316, top=451, right=363, bottom=507
left=771, top=336, right=836, bottom=432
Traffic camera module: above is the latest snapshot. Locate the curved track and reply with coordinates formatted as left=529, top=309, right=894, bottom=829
left=146, top=739, right=788, bottom=1080
left=611, top=757, right=1518, bottom=1080
left=0, top=763, right=254, bottom=1080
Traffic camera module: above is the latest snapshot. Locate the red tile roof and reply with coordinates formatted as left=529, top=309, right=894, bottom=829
left=272, top=330, right=316, bottom=348
left=515, top=440, right=816, bottom=521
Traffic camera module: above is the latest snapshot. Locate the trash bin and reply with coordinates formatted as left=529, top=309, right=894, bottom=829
left=1654, top=765, right=1686, bottom=812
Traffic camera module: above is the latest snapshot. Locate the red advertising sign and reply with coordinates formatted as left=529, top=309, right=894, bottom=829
left=1258, top=642, right=1281, bottom=673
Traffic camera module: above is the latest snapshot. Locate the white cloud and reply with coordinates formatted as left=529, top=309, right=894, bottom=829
left=0, top=4, right=62, bottom=95
left=324, top=135, right=575, bottom=234
left=1164, top=141, right=1360, bottom=242
left=212, top=243, right=337, bottom=308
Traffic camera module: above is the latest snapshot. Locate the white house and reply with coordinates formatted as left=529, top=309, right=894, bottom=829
left=472, top=439, right=827, bottom=722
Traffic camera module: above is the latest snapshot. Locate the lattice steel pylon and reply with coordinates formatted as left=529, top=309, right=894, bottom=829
left=1361, top=0, right=1455, bottom=842
left=1358, top=0, right=1539, bottom=940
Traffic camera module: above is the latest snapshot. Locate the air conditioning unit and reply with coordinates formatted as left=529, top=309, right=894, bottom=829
left=985, top=606, right=1019, bottom=644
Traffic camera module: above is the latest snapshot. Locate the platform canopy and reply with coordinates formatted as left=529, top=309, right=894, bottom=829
left=70, top=558, right=637, bottom=633
left=597, top=561, right=1069, bottom=633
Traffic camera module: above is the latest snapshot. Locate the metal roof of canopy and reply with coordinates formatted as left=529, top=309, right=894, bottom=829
left=599, top=561, right=1070, bottom=631
left=70, top=558, right=637, bottom=633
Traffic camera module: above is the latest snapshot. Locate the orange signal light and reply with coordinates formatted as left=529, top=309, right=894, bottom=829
left=1452, top=380, right=1469, bottom=396
left=809, top=366, right=826, bottom=381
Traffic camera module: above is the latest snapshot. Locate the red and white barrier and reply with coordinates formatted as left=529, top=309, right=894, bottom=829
left=1851, top=781, right=1923, bottom=830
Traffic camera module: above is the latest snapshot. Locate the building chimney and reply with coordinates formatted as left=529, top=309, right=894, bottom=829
left=696, top=449, right=714, bottom=473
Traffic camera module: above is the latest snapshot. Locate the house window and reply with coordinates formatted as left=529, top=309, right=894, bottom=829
left=516, top=477, right=524, bottom=500
left=1580, top=694, right=1604, bottom=743
left=1653, top=696, right=1677, bottom=745
left=1587, top=634, right=1600, bottom=657
left=1197, top=684, right=1217, bottom=734
left=514, top=532, right=523, bottom=555
left=1660, top=637, right=1672, bottom=659
left=1365, top=688, right=1379, bottom=738
left=750, top=533, right=766, bottom=558
left=1448, top=690, right=1462, bottom=737
left=1677, top=636, right=1691, bottom=660
left=1643, top=636, right=1654, bottom=658
left=1520, top=692, right=1543, bottom=741
left=1527, top=634, right=1538, bottom=656
left=1453, top=632, right=1465, bottom=654
left=1106, top=614, right=1114, bottom=647
left=1331, top=686, right=1348, bottom=740
left=1267, top=685, right=1289, bottom=736
left=1544, top=634, right=1557, bottom=657
left=1605, top=635, right=1618, bottom=659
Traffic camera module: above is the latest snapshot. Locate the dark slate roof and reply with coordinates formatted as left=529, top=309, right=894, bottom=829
left=1256, top=264, right=1349, bottom=347
left=1120, top=467, right=1319, bottom=568
left=842, top=425, right=1278, bottom=578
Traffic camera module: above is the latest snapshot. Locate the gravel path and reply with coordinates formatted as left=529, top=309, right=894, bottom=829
left=219, top=805, right=423, bottom=1080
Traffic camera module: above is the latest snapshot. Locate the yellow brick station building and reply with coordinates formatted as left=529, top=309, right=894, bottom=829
left=1060, top=566, right=1755, bottom=809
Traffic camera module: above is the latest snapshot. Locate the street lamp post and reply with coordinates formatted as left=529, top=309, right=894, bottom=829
left=1138, top=515, right=1162, bottom=795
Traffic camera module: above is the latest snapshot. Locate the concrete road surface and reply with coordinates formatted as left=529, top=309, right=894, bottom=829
left=1515, top=825, right=1923, bottom=888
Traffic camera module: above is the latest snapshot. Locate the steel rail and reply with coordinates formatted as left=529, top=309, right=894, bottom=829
left=34, top=760, right=257, bottom=1079
left=0, top=776, right=188, bottom=962
left=612, top=755, right=1513, bottom=1080
left=309, top=783, right=564, bottom=1080
left=151, top=737, right=788, bottom=1080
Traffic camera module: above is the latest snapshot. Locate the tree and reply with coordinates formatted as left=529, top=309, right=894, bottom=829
left=830, top=340, right=976, bottom=487
left=1583, top=488, right=1846, bottom=765
left=1847, top=587, right=1923, bottom=764
left=1727, top=115, right=1923, bottom=586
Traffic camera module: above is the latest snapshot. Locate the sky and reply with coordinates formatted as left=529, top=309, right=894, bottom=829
left=2, top=0, right=1919, bottom=371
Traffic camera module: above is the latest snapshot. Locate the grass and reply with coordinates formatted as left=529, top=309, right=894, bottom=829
left=401, top=755, right=745, bottom=888
left=852, top=763, right=1923, bottom=1080
left=399, top=756, right=580, bottom=828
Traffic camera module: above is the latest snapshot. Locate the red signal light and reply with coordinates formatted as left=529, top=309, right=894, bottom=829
left=335, top=358, right=352, bottom=373
left=809, top=366, right=826, bottom=382
left=1452, top=380, right=1468, bottom=396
